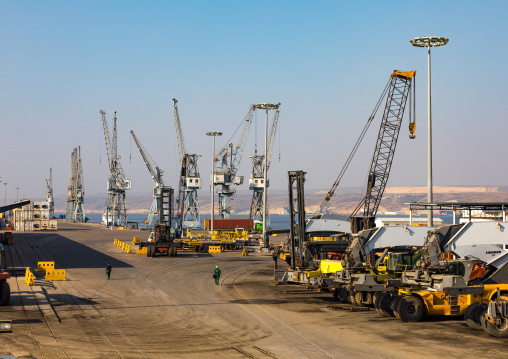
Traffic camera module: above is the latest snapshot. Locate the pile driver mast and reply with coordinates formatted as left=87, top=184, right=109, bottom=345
left=101, top=110, right=130, bottom=227
left=172, top=99, right=201, bottom=234
left=66, top=147, right=85, bottom=222
left=248, top=103, right=280, bottom=227
left=213, top=105, right=256, bottom=218
left=46, top=168, right=54, bottom=219
left=130, top=130, right=164, bottom=229
left=316, top=70, right=416, bottom=233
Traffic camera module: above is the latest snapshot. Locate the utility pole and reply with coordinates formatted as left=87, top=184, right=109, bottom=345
left=410, top=36, right=449, bottom=227
left=3, top=183, right=7, bottom=205
left=206, top=131, right=222, bottom=235
left=16, top=187, right=19, bottom=202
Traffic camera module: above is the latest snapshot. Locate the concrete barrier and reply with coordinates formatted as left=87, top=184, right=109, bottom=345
left=45, top=269, right=66, bottom=281
left=25, top=268, right=35, bottom=286
left=209, top=246, right=221, bottom=254
left=37, top=261, right=55, bottom=272
left=132, top=236, right=140, bottom=245
left=242, top=248, right=248, bottom=256
left=137, top=247, right=147, bottom=255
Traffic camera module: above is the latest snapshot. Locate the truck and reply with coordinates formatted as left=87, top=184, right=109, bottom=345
left=0, top=242, right=10, bottom=305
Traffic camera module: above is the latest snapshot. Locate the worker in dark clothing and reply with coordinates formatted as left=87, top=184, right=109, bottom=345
left=214, top=265, right=221, bottom=285
left=105, top=263, right=112, bottom=280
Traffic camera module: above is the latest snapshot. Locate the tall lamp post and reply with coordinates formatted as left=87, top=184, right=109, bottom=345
left=16, top=187, right=19, bottom=202
left=3, top=183, right=7, bottom=206
left=410, top=36, right=449, bottom=227
left=206, top=131, right=222, bottom=235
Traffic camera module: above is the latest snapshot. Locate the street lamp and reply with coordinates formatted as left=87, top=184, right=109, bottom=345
left=16, top=187, right=19, bottom=202
left=3, top=183, right=7, bottom=205
left=410, top=36, right=449, bottom=227
left=206, top=131, right=222, bottom=235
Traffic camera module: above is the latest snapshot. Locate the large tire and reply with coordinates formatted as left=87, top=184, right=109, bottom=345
left=151, top=246, right=156, bottom=258
left=146, top=246, right=151, bottom=257
left=481, top=312, right=508, bottom=338
left=390, top=295, right=403, bottom=320
left=0, top=281, right=10, bottom=306
left=375, top=292, right=394, bottom=317
left=173, top=246, right=178, bottom=257
left=396, top=295, right=425, bottom=323
left=464, top=302, right=484, bottom=331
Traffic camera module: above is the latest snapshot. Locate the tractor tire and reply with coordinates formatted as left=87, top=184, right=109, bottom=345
left=375, top=292, right=394, bottom=317
left=146, top=246, right=151, bottom=257
left=390, top=295, right=403, bottom=320
left=481, top=312, right=508, bottom=338
left=372, top=292, right=380, bottom=308
left=0, top=281, right=10, bottom=306
left=151, top=247, right=156, bottom=258
left=333, top=288, right=339, bottom=301
left=173, top=246, right=178, bottom=257
left=396, top=295, right=425, bottom=323
left=464, top=302, right=484, bottom=331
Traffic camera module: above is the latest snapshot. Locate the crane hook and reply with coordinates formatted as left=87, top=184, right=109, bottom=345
left=409, top=122, right=416, bottom=139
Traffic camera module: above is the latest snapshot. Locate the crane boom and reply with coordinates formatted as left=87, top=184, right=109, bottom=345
left=349, top=70, right=416, bottom=232
left=173, top=98, right=186, bottom=165
left=130, top=130, right=162, bottom=185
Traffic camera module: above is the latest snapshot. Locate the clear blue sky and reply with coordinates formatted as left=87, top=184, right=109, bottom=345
left=1, top=1, right=507, bottom=204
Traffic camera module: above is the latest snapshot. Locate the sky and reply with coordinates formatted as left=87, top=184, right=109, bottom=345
left=1, top=1, right=507, bottom=206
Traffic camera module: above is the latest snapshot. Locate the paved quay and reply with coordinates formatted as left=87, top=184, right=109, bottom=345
left=0, top=221, right=506, bottom=358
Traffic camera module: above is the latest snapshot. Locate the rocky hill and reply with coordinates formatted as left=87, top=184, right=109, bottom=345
left=52, top=186, right=508, bottom=215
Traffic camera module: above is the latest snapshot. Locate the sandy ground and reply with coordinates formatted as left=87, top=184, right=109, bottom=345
left=0, top=221, right=507, bottom=358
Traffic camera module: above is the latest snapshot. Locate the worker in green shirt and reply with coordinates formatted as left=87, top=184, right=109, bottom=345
left=214, top=265, right=221, bottom=285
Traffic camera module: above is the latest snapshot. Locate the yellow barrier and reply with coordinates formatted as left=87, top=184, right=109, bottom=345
left=209, top=246, right=221, bottom=254
left=126, top=245, right=132, bottom=254
left=45, top=269, right=66, bottom=281
left=37, top=261, right=55, bottom=272
left=242, top=248, right=248, bottom=256
left=136, top=247, right=147, bottom=255
left=132, top=236, right=140, bottom=245
left=118, top=227, right=124, bottom=231
left=25, top=268, right=35, bottom=286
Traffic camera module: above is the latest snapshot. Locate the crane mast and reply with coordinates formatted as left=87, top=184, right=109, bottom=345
left=213, top=105, right=255, bottom=218
left=172, top=99, right=201, bottom=234
left=66, top=147, right=85, bottom=222
left=130, top=130, right=164, bottom=229
left=46, top=167, right=54, bottom=219
left=249, top=103, right=280, bottom=227
left=101, top=110, right=130, bottom=227
left=349, top=70, right=416, bottom=233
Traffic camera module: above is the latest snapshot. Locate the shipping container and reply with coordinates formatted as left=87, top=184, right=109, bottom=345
left=203, top=218, right=254, bottom=231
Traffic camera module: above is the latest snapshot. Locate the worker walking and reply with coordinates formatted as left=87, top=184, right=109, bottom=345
left=105, top=263, right=112, bottom=280
left=214, top=265, right=221, bottom=285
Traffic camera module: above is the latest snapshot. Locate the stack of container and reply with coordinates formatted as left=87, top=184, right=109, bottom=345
left=13, top=201, right=57, bottom=231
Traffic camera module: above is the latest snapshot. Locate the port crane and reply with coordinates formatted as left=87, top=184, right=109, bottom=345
left=101, top=110, right=130, bottom=227
left=213, top=105, right=256, bottom=218
left=66, top=146, right=86, bottom=222
left=130, top=130, right=164, bottom=229
left=172, top=99, right=201, bottom=234
left=316, top=70, right=416, bottom=233
left=46, top=167, right=54, bottom=219
left=248, top=103, right=281, bottom=228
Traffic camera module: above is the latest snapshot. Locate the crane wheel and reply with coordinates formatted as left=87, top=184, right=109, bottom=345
left=390, top=296, right=403, bottom=320
left=375, top=292, right=394, bottom=317
left=481, top=313, right=508, bottom=338
left=464, top=302, right=484, bottom=331
left=395, top=295, right=425, bottom=323
left=173, top=246, right=178, bottom=257
left=146, top=247, right=151, bottom=258
left=0, top=281, right=10, bottom=306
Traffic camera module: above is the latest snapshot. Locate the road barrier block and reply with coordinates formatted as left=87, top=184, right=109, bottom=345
left=132, top=236, right=140, bottom=245
left=114, top=239, right=118, bottom=245
left=121, top=243, right=125, bottom=250
left=125, top=245, right=132, bottom=254
left=37, top=261, right=55, bottom=272
left=45, top=269, right=66, bottom=281
left=242, top=248, right=248, bottom=256
left=118, top=227, right=124, bottom=231
left=25, top=269, right=34, bottom=286
left=209, top=246, right=221, bottom=254
left=136, top=247, right=147, bottom=255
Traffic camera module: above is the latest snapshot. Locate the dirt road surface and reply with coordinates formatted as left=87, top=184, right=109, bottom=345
left=1, top=221, right=506, bottom=358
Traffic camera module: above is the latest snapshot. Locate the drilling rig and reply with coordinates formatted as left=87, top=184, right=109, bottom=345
left=173, top=99, right=201, bottom=235
left=46, top=168, right=54, bottom=219
left=248, top=103, right=280, bottom=228
left=130, top=130, right=165, bottom=230
left=66, top=147, right=85, bottom=222
left=101, top=110, right=130, bottom=227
